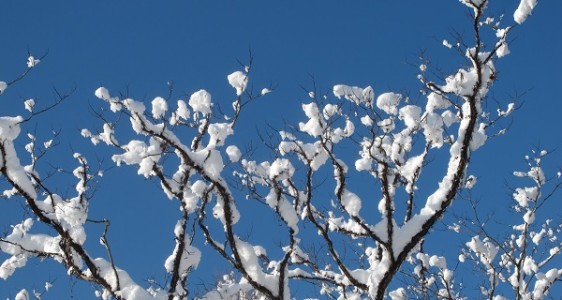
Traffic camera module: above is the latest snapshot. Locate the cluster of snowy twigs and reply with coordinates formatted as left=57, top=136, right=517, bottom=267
left=3, top=1, right=558, bottom=299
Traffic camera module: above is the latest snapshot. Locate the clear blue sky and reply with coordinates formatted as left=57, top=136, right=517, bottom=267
left=1, top=1, right=562, bottom=299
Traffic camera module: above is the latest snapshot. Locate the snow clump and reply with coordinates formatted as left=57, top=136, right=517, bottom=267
left=227, top=71, right=248, bottom=96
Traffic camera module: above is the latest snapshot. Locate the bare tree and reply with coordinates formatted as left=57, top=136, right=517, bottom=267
left=2, top=1, right=555, bottom=299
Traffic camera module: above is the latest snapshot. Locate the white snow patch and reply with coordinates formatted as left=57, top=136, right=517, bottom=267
left=227, top=71, right=248, bottom=96
left=151, top=96, right=168, bottom=119
left=27, top=56, right=40, bottom=68
left=226, top=145, right=241, bottom=162
left=24, top=99, right=35, bottom=112
left=0, top=81, right=7, bottom=95
left=341, top=190, right=361, bottom=216
left=514, top=0, right=538, bottom=24
left=189, top=90, right=212, bottom=115
left=376, top=92, right=401, bottom=115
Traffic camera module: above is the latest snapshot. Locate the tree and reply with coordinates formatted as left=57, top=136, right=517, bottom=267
left=1, top=0, right=557, bottom=299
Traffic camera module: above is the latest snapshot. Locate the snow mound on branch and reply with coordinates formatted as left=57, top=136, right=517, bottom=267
left=426, top=93, right=450, bottom=113
left=0, top=81, right=6, bottom=95
left=234, top=237, right=279, bottom=295
left=15, top=289, right=29, bottom=300
left=333, top=84, right=373, bottom=105
left=227, top=71, right=248, bottom=96
left=514, top=0, right=538, bottom=24
left=94, top=87, right=123, bottom=112
left=207, top=123, right=233, bottom=149
left=341, top=190, right=362, bottom=216
left=189, top=90, right=212, bottom=115
left=176, top=100, right=190, bottom=120
left=88, top=258, right=156, bottom=300
left=299, top=102, right=324, bottom=137
left=27, top=55, right=40, bottom=68
left=151, top=96, right=168, bottom=119
left=24, top=99, right=35, bottom=112
left=399, top=105, right=422, bottom=129
left=265, top=189, right=298, bottom=233
left=0, top=116, right=23, bottom=141
left=269, top=158, right=294, bottom=180
left=376, top=92, right=401, bottom=115
left=226, top=145, right=241, bottom=162
left=191, top=149, right=224, bottom=180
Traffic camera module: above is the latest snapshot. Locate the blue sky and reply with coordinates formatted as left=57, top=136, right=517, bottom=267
left=1, top=1, right=562, bottom=299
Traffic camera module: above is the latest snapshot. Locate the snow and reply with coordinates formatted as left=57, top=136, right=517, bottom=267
left=355, top=157, right=373, bottom=172
left=469, top=123, right=487, bottom=151
left=26, top=55, right=40, bottom=68
left=0, top=254, right=28, bottom=280
left=421, top=112, right=444, bottom=148
left=199, top=273, right=255, bottom=299
left=94, top=87, right=110, bottom=100
left=99, top=123, right=118, bottom=146
left=0, top=219, right=64, bottom=279
left=0, top=116, right=38, bottom=200
left=465, top=175, right=477, bottom=189
left=227, top=71, right=248, bottom=96
left=514, top=0, right=538, bottom=24
left=94, top=87, right=123, bottom=112
left=207, top=123, right=233, bottom=149
left=191, top=180, right=207, bottom=197
left=0, top=81, right=7, bottom=95
left=269, top=158, right=295, bottom=180
left=441, top=110, right=458, bottom=127
left=360, top=115, right=373, bottom=126
left=398, top=105, right=421, bottom=129
left=398, top=154, right=424, bottom=192
left=459, top=0, right=487, bottom=13
left=24, top=99, right=35, bottom=112
left=333, top=84, right=373, bottom=105
left=323, top=104, right=339, bottom=119
left=389, top=288, right=406, bottom=300
left=308, top=91, right=315, bottom=99
left=466, top=236, right=498, bottom=267
left=190, top=149, right=224, bottom=180
left=265, top=189, right=299, bottom=233
left=496, top=42, right=510, bottom=58
left=261, top=88, right=272, bottom=95
left=151, top=96, right=168, bottom=119
left=528, top=166, right=545, bottom=185
left=341, top=190, right=362, bottom=216
left=176, top=99, right=190, bottom=120
left=189, top=89, right=212, bottom=115
left=15, top=289, right=29, bottom=300
left=164, top=230, right=201, bottom=286
left=426, top=93, right=450, bottom=113
left=278, top=139, right=328, bottom=171
left=523, top=210, right=535, bottom=224
left=376, top=92, right=401, bottom=115
left=377, top=118, right=394, bottom=133
left=441, top=68, right=479, bottom=96
left=299, top=102, right=324, bottom=137
left=212, top=193, right=240, bottom=226
left=0, top=116, right=24, bottom=141
left=226, top=145, right=241, bottom=162
left=234, top=237, right=279, bottom=296
left=87, top=258, right=156, bottom=300
left=123, top=98, right=146, bottom=115
left=112, top=139, right=164, bottom=178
